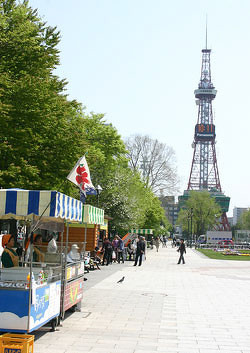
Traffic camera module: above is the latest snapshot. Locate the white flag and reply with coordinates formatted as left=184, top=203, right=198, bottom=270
left=67, top=156, right=95, bottom=193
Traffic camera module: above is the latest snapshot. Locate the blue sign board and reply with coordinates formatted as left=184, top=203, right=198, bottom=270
left=0, top=280, right=61, bottom=332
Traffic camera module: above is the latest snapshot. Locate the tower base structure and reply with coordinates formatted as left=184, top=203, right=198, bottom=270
left=219, top=212, right=231, bottom=231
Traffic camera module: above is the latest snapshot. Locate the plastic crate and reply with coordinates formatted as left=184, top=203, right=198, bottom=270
left=0, top=333, right=34, bottom=353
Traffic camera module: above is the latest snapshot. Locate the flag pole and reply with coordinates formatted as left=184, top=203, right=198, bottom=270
left=31, top=152, right=89, bottom=233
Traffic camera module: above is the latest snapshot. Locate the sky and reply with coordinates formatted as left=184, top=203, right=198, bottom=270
left=28, top=0, right=250, bottom=216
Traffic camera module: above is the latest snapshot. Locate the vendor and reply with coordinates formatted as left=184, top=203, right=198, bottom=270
left=67, top=244, right=80, bottom=263
left=1, top=234, right=19, bottom=268
left=47, top=234, right=58, bottom=254
left=33, top=234, right=45, bottom=263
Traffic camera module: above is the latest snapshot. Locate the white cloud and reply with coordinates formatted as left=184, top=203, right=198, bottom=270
left=0, top=312, right=28, bottom=330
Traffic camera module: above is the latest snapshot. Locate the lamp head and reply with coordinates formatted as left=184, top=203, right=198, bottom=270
left=96, top=185, right=103, bottom=193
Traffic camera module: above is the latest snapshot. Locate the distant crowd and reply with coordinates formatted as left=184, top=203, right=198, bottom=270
left=87, top=234, right=171, bottom=268
left=99, top=235, right=148, bottom=266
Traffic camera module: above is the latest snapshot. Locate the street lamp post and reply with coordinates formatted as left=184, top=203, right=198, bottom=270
left=190, top=207, right=193, bottom=247
left=96, top=185, right=103, bottom=207
left=187, top=214, right=190, bottom=247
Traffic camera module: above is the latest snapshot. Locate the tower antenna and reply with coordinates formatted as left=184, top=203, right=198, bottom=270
left=205, top=15, right=208, bottom=49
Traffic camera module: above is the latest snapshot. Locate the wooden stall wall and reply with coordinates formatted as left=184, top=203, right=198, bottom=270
left=62, top=225, right=98, bottom=252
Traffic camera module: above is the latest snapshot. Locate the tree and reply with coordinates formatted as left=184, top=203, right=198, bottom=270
left=0, top=0, right=83, bottom=190
left=239, top=210, right=250, bottom=230
left=140, top=188, right=171, bottom=234
left=85, top=149, right=171, bottom=235
left=0, top=1, right=170, bottom=237
left=95, top=167, right=147, bottom=235
left=82, top=114, right=128, bottom=185
left=177, top=191, right=222, bottom=236
left=125, top=134, right=179, bottom=195
left=80, top=120, right=171, bottom=235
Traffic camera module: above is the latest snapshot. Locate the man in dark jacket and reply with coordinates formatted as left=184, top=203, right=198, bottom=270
left=101, top=238, right=112, bottom=266
left=177, top=239, right=186, bottom=264
left=134, top=236, right=145, bottom=266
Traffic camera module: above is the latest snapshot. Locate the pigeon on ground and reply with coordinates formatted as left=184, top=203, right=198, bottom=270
left=117, top=276, right=125, bottom=283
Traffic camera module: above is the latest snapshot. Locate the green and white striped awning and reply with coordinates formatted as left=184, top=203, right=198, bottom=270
left=129, top=229, right=154, bottom=235
left=82, top=204, right=104, bottom=225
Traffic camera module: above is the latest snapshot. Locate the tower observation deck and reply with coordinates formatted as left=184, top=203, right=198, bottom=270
left=179, top=46, right=230, bottom=231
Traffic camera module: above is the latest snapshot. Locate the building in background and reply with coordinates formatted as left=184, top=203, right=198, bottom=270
left=233, top=207, right=248, bottom=225
left=227, top=217, right=234, bottom=227
left=159, top=196, right=179, bottom=226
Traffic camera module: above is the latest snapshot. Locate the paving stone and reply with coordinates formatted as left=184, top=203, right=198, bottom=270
left=65, top=346, right=92, bottom=353
left=34, top=247, right=250, bottom=353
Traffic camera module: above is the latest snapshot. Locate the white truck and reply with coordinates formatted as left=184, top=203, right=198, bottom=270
left=206, top=231, right=232, bottom=244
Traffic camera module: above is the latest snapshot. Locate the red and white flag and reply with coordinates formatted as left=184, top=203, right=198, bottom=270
left=67, top=156, right=95, bottom=193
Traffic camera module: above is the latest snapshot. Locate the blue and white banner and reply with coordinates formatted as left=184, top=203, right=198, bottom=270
left=0, top=189, right=82, bottom=222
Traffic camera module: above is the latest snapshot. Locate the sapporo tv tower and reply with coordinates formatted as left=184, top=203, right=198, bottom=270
left=179, top=35, right=230, bottom=231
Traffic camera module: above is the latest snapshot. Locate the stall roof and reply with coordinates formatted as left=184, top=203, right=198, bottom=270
left=0, top=189, right=82, bottom=223
left=82, top=204, right=104, bottom=225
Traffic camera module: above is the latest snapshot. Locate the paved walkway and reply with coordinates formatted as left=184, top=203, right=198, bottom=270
left=35, top=247, right=250, bottom=353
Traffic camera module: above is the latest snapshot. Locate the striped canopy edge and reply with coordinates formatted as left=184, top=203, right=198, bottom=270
left=129, top=229, right=154, bottom=235
left=0, top=189, right=82, bottom=223
left=82, top=204, right=104, bottom=225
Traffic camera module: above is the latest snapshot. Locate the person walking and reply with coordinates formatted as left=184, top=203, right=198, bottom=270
left=177, top=239, right=186, bottom=264
left=155, top=236, right=160, bottom=252
left=134, top=236, right=145, bottom=266
left=117, top=236, right=125, bottom=263
left=172, top=236, right=176, bottom=248
left=112, top=237, right=119, bottom=263
left=150, top=237, right=154, bottom=249
left=131, top=236, right=138, bottom=258
left=142, top=236, right=147, bottom=260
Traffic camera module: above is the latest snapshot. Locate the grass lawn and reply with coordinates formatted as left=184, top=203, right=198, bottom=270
left=197, top=249, right=250, bottom=261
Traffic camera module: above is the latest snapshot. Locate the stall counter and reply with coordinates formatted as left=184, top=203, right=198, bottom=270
left=0, top=267, right=61, bottom=333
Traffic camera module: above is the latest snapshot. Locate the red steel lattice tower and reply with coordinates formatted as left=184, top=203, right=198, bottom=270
left=187, top=45, right=230, bottom=231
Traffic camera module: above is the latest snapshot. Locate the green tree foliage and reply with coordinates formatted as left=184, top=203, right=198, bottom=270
left=0, top=0, right=169, bottom=236
left=0, top=0, right=83, bottom=189
left=82, top=119, right=171, bottom=234
left=177, top=191, right=221, bottom=236
left=83, top=114, right=127, bottom=181
left=239, top=210, right=250, bottom=230
left=95, top=167, right=146, bottom=235
left=61, top=113, right=128, bottom=199
left=141, top=189, right=170, bottom=235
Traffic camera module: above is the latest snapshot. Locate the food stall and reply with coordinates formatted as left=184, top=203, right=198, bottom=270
left=60, top=205, right=104, bottom=316
left=60, top=227, right=85, bottom=318
left=61, top=205, right=105, bottom=252
left=0, top=188, right=83, bottom=333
